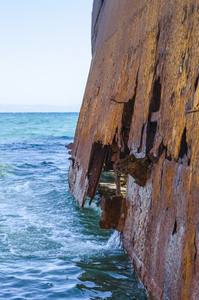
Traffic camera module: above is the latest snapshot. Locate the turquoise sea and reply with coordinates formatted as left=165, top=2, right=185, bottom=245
left=0, top=113, right=147, bottom=300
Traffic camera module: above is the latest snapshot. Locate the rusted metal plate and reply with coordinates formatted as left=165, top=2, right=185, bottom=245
left=87, top=142, right=108, bottom=204
left=99, top=196, right=127, bottom=232
left=69, top=0, right=199, bottom=298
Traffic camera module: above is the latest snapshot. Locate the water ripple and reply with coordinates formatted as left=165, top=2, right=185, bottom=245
left=0, top=113, right=147, bottom=299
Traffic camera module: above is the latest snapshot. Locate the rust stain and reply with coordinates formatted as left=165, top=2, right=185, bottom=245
left=116, top=154, right=151, bottom=187
left=69, top=0, right=199, bottom=298
left=99, top=196, right=127, bottom=232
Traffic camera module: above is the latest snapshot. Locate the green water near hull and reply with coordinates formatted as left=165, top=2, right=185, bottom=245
left=0, top=113, right=148, bottom=299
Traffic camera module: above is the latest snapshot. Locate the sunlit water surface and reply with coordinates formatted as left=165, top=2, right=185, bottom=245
left=0, top=113, right=147, bottom=300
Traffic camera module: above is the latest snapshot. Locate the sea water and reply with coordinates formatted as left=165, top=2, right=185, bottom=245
left=0, top=113, right=147, bottom=300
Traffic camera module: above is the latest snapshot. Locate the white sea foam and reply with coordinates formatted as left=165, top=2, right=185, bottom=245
left=106, top=231, right=123, bottom=249
left=1, top=233, right=8, bottom=243
left=0, top=113, right=148, bottom=299
left=88, top=201, right=101, bottom=213
left=59, top=237, right=106, bottom=256
left=15, top=181, right=31, bottom=193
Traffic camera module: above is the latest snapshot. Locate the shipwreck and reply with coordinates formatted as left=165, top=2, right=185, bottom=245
left=69, top=0, right=199, bottom=299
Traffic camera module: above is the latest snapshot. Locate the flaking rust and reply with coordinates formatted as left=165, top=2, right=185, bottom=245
left=116, top=154, right=151, bottom=187
left=69, top=0, right=199, bottom=299
left=99, top=196, right=127, bottom=232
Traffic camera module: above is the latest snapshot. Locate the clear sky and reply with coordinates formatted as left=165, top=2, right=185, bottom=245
left=0, top=0, right=93, bottom=112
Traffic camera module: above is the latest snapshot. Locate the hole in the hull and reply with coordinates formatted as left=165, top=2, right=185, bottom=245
left=97, top=93, right=136, bottom=230
left=156, top=26, right=160, bottom=43
left=146, top=123, right=158, bottom=154
left=150, top=77, right=161, bottom=113
left=87, top=142, right=108, bottom=204
left=93, top=91, right=136, bottom=204
left=120, top=70, right=138, bottom=158
left=121, top=97, right=135, bottom=157
left=170, top=92, right=175, bottom=105
left=97, top=143, right=127, bottom=200
left=103, top=146, right=114, bottom=171
left=162, top=145, right=172, bottom=161
left=194, top=76, right=199, bottom=93
left=179, top=127, right=188, bottom=159
left=122, top=99, right=135, bottom=129
left=172, top=218, right=177, bottom=235
left=138, top=124, right=145, bottom=153
left=95, top=74, right=140, bottom=231
left=146, top=77, right=161, bottom=154
left=194, top=235, right=197, bottom=262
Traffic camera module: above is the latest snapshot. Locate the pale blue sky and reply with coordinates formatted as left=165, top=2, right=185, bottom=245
left=0, top=0, right=93, bottom=112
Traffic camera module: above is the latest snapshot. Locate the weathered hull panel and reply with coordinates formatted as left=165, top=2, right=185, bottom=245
left=69, top=0, right=199, bottom=299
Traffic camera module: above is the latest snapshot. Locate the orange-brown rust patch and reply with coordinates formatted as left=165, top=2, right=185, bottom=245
left=99, top=196, right=127, bottom=232
left=69, top=0, right=199, bottom=298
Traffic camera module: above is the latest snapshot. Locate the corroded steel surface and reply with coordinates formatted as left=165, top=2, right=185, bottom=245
left=99, top=196, right=127, bottom=232
left=69, top=0, right=199, bottom=299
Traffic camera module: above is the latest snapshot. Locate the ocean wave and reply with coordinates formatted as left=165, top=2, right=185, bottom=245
left=106, top=231, right=123, bottom=249
left=9, top=181, right=33, bottom=195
